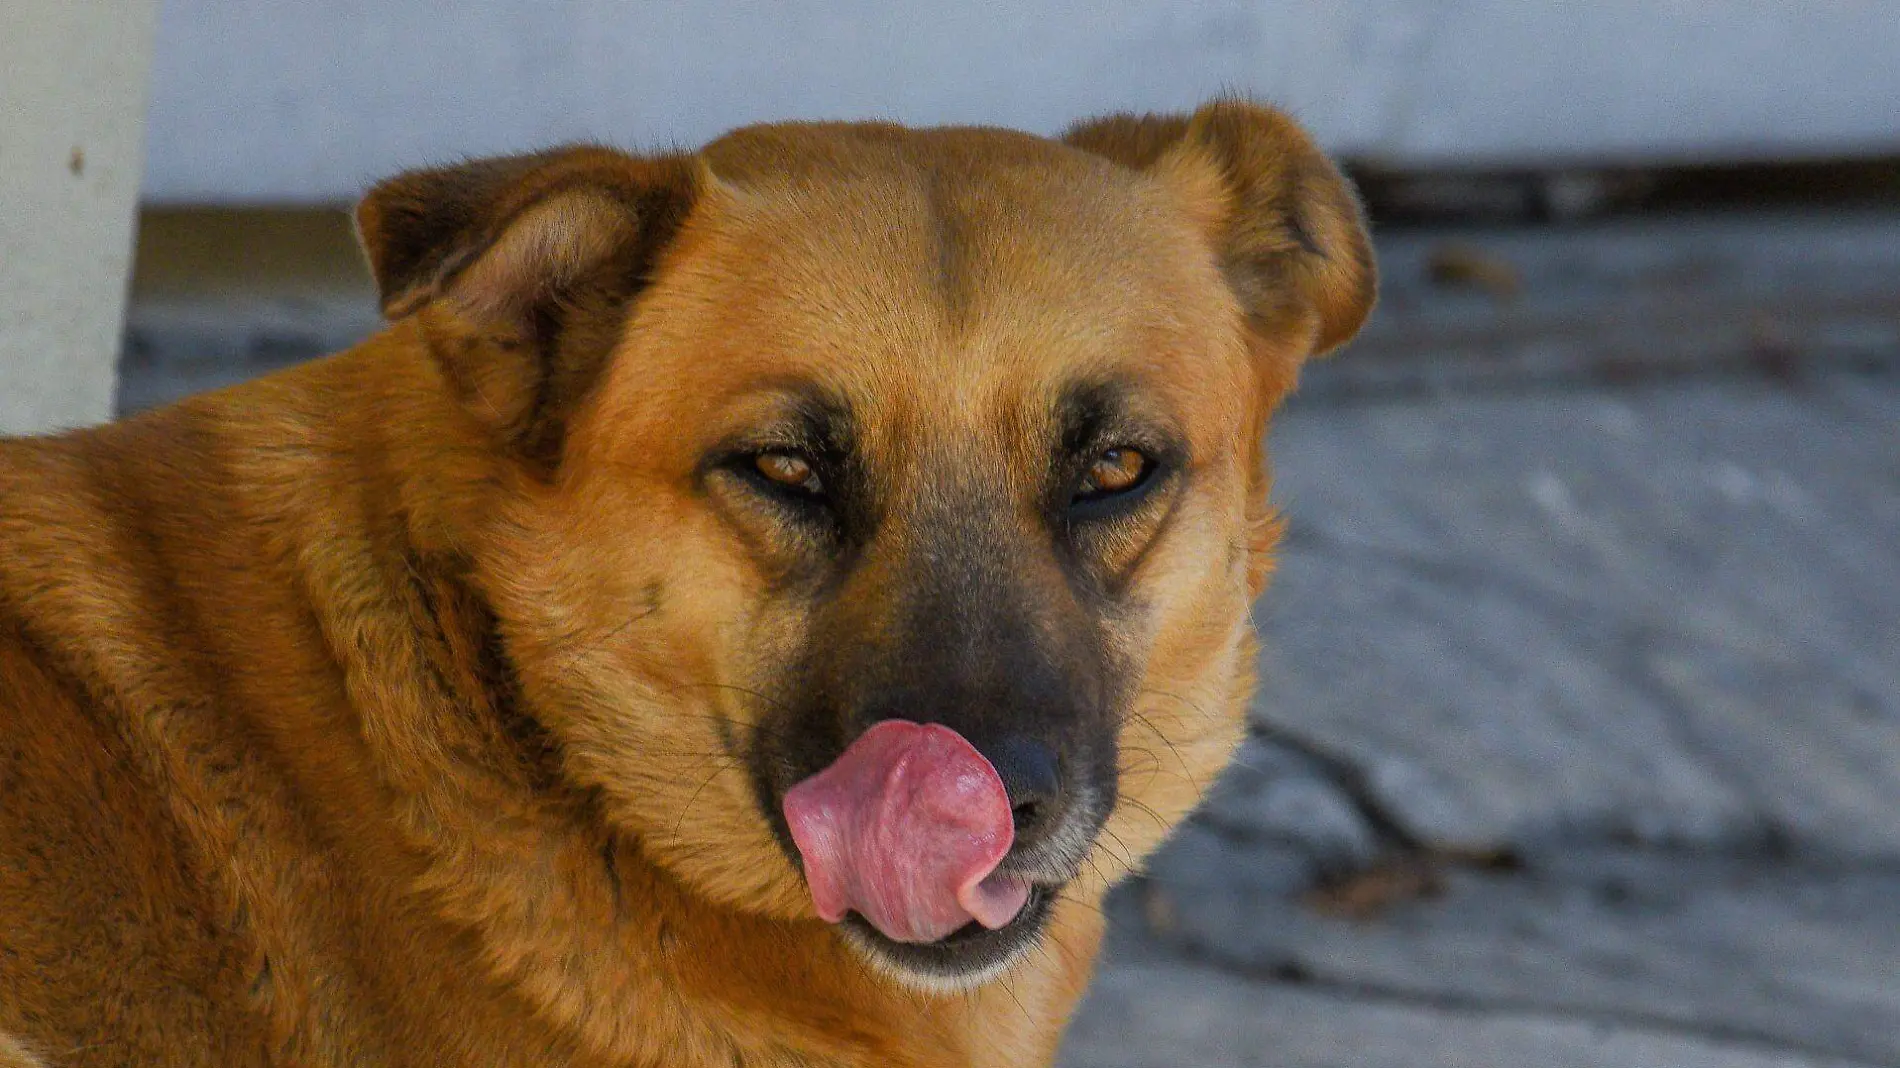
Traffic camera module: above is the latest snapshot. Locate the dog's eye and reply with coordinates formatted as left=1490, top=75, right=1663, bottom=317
left=1074, top=447, right=1151, bottom=503
left=753, top=451, right=825, bottom=497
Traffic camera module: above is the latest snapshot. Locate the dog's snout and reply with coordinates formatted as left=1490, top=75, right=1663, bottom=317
left=795, top=498, right=1120, bottom=884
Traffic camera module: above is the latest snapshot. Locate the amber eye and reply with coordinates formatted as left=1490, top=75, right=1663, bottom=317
left=753, top=451, right=824, bottom=496
left=1076, top=447, right=1150, bottom=502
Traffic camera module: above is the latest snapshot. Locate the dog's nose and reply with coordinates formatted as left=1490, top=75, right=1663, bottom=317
left=988, top=735, right=1065, bottom=842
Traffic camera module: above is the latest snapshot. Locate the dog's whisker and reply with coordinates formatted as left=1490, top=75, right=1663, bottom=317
left=995, top=973, right=1035, bottom=1031
left=669, top=757, right=741, bottom=844
left=1097, top=824, right=1136, bottom=867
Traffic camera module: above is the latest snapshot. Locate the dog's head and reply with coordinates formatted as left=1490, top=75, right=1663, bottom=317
left=355, top=101, right=1373, bottom=990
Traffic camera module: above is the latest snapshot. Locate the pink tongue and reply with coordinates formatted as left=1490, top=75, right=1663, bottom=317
left=783, top=720, right=1033, bottom=944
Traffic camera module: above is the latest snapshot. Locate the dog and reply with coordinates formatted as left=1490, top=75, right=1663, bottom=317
left=0, top=99, right=1373, bottom=1067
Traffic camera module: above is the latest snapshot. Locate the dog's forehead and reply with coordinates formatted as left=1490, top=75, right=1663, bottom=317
left=698, top=122, right=1203, bottom=311
left=588, top=123, right=1254, bottom=475
left=646, top=126, right=1240, bottom=420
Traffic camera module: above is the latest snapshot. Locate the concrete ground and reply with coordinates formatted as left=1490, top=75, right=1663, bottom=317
left=118, top=211, right=1900, bottom=1067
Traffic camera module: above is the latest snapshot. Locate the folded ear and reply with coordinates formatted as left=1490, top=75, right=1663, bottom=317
left=1065, top=99, right=1376, bottom=365
left=355, top=146, right=700, bottom=471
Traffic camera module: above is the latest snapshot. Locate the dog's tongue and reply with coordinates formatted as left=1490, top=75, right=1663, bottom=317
left=783, top=720, right=1032, bottom=944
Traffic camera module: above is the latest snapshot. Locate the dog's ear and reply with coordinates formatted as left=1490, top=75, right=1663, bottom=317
left=1065, top=99, right=1375, bottom=370
left=355, top=147, right=699, bottom=471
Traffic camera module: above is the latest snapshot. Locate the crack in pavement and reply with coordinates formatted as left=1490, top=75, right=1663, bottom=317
left=1240, top=718, right=1429, bottom=855
left=1237, top=621, right=1900, bottom=882
left=1260, top=516, right=1895, bottom=856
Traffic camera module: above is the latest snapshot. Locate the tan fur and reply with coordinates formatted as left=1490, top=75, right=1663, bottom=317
left=0, top=100, right=1372, bottom=1066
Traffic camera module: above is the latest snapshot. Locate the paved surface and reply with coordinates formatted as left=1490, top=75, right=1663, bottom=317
left=117, top=212, right=1900, bottom=1066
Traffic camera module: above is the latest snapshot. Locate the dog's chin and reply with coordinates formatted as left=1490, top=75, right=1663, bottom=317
left=837, top=884, right=1061, bottom=993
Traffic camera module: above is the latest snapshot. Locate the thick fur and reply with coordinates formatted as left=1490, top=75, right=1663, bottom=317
left=0, top=100, right=1372, bottom=1067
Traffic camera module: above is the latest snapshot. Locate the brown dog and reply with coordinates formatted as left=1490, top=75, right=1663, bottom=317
left=0, top=99, right=1372, bottom=1067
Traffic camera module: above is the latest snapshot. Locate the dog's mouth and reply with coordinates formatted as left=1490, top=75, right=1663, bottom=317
left=771, top=719, right=1099, bottom=987
left=839, top=875, right=1062, bottom=986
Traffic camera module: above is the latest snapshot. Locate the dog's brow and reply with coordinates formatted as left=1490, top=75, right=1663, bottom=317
left=1053, top=380, right=1184, bottom=458
left=1056, top=382, right=1124, bottom=455
left=782, top=390, right=855, bottom=452
left=710, top=383, right=855, bottom=450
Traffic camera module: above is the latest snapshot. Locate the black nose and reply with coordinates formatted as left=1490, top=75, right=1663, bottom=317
left=988, top=735, right=1065, bottom=844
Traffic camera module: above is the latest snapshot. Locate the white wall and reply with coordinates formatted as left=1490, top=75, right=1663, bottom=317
left=142, top=0, right=1900, bottom=205
left=1, top=1, right=159, bottom=434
